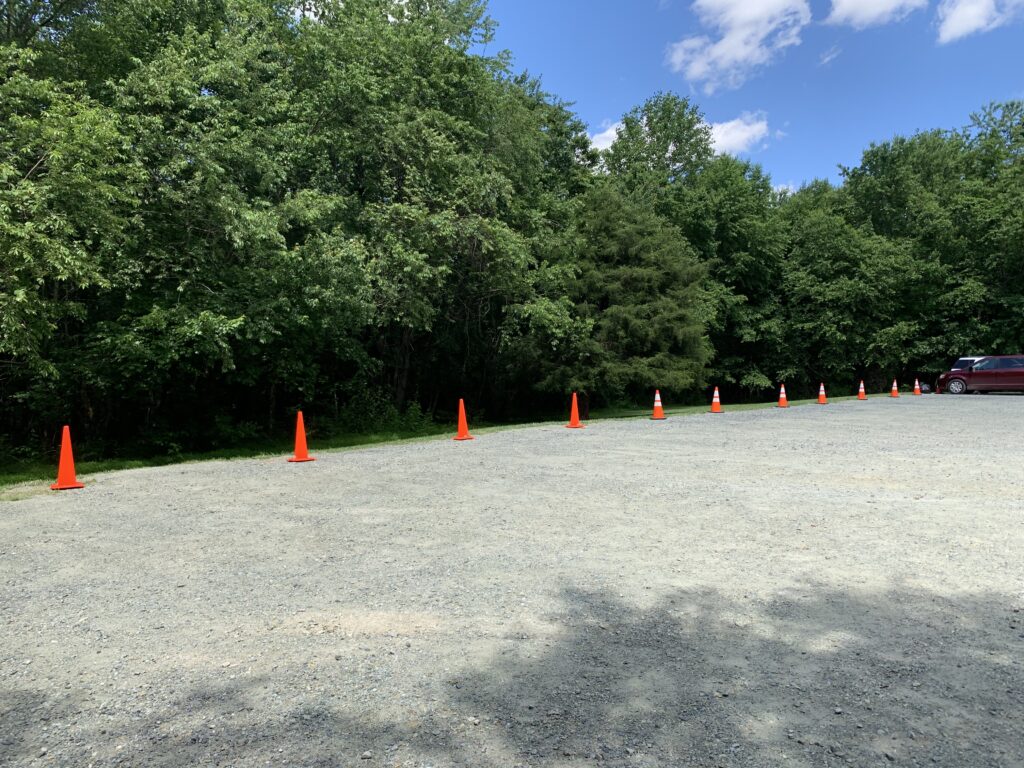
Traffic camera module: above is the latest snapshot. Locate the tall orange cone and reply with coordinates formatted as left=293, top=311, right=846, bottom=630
left=651, top=390, right=666, bottom=420
left=857, top=380, right=867, bottom=401
left=287, top=410, right=315, bottom=462
left=710, top=386, right=723, bottom=414
left=777, top=383, right=789, bottom=408
left=890, top=379, right=900, bottom=398
left=454, top=398, right=474, bottom=441
left=50, top=425, right=85, bottom=490
left=817, top=383, right=828, bottom=405
left=913, top=378, right=922, bottom=396
left=566, top=392, right=585, bottom=429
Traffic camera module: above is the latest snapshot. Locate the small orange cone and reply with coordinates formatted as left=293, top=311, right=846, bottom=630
left=818, top=383, right=828, bottom=405
left=890, top=379, right=900, bottom=398
left=710, top=386, right=723, bottom=414
left=651, top=390, right=666, bottom=420
left=913, top=378, right=922, bottom=396
left=454, top=398, right=474, bottom=441
left=566, top=392, right=585, bottom=429
left=287, top=410, right=315, bottom=462
left=857, top=380, right=867, bottom=400
left=777, top=383, right=789, bottom=408
left=50, top=425, right=85, bottom=490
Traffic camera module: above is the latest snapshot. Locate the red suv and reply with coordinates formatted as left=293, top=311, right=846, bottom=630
left=937, top=355, right=1024, bottom=394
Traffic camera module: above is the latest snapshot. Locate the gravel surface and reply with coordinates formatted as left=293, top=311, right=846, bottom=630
left=2, top=395, right=1023, bottom=768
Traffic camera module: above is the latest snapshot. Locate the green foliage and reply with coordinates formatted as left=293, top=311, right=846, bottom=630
left=684, top=155, right=788, bottom=391
left=1, top=0, right=1022, bottom=462
left=1, top=45, right=135, bottom=369
left=604, top=92, right=713, bottom=194
left=570, top=182, right=711, bottom=403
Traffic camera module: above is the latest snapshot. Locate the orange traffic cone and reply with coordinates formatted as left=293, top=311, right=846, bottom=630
left=710, top=386, right=723, bottom=414
left=50, top=425, right=85, bottom=490
left=287, top=410, right=315, bottom=462
left=818, top=383, right=828, bottom=405
left=566, top=392, right=585, bottom=429
left=913, top=378, right=922, bottom=396
left=454, top=398, right=474, bottom=441
left=651, top=390, right=666, bottom=420
left=857, top=380, right=867, bottom=400
left=776, top=383, right=789, bottom=408
left=890, top=379, right=900, bottom=398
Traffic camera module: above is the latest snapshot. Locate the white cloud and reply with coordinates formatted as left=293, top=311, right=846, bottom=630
left=589, top=122, right=623, bottom=151
left=819, top=45, right=842, bottom=65
left=827, top=0, right=928, bottom=29
left=937, top=0, right=1024, bottom=43
left=710, top=113, right=770, bottom=154
left=666, top=0, right=812, bottom=94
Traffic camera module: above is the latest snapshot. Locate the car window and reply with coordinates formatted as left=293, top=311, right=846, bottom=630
left=952, top=358, right=976, bottom=369
left=1007, top=358, right=1024, bottom=368
left=972, top=358, right=996, bottom=370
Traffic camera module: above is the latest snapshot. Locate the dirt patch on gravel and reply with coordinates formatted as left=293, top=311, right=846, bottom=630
left=279, top=611, right=446, bottom=638
left=2, top=396, right=1022, bottom=767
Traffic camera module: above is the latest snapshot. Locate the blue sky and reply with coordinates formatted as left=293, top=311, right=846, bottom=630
left=479, top=0, right=1024, bottom=188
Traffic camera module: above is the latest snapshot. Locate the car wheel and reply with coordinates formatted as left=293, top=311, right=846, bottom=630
left=946, top=378, right=967, bottom=394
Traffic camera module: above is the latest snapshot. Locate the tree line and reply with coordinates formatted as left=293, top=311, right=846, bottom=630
left=2, top=0, right=1022, bottom=460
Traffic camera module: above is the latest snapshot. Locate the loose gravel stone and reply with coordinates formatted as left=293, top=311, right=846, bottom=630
left=1, top=396, right=1022, bottom=767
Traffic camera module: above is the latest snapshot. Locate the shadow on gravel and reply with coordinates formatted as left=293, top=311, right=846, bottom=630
left=3, top=587, right=1021, bottom=767
left=450, top=587, right=1023, bottom=767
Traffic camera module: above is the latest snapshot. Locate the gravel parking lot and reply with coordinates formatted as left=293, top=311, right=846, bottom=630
left=2, top=395, right=1023, bottom=767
